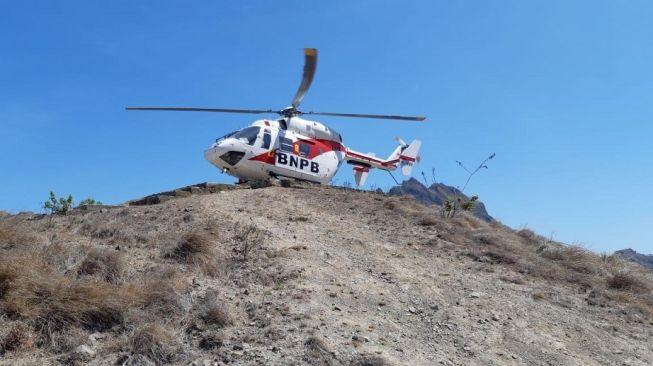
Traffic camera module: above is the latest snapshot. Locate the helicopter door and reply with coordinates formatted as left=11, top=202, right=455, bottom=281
left=274, top=134, right=304, bottom=180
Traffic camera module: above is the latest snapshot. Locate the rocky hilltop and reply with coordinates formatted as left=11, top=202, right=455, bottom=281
left=388, top=178, right=494, bottom=222
left=615, top=248, right=653, bottom=271
left=0, top=183, right=652, bottom=365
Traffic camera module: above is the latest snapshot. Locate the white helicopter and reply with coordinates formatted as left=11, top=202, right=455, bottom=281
left=127, top=48, right=424, bottom=186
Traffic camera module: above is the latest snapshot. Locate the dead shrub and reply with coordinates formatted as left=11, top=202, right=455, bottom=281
left=475, top=250, right=516, bottom=264
left=139, top=267, right=187, bottom=315
left=607, top=272, right=646, bottom=291
left=517, top=228, right=540, bottom=245
left=383, top=197, right=425, bottom=216
left=167, top=233, right=211, bottom=262
left=532, top=292, right=547, bottom=301
left=165, top=232, right=219, bottom=275
left=232, top=222, right=266, bottom=262
left=382, top=200, right=396, bottom=210
left=130, top=324, right=182, bottom=364
left=304, top=336, right=338, bottom=365
left=290, top=216, right=310, bottom=222
left=41, top=243, right=86, bottom=274
left=0, top=322, right=34, bottom=354
left=200, top=302, right=232, bottom=329
left=198, top=332, right=223, bottom=350
left=471, top=231, right=502, bottom=246
left=417, top=216, right=438, bottom=226
left=499, top=275, right=525, bottom=285
left=77, top=249, right=124, bottom=283
left=90, top=227, right=125, bottom=241
left=351, top=354, right=392, bottom=366
left=44, top=328, right=87, bottom=354
left=197, top=290, right=233, bottom=329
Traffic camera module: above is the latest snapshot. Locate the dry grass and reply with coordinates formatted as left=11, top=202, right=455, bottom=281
left=0, top=322, right=34, bottom=354
left=382, top=196, right=427, bottom=217
left=438, top=219, right=653, bottom=312
left=516, top=228, right=541, bottom=245
left=77, top=248, right=124, bottom=283
left=164, top=232, right=220, bottom=276
left=129, top=324, right=182, bottom=364
left=607, top=271, right=647, bottom=291
left=199, top=292, right=233, bottom=328
left=0, top=220, right=39, bottom=249
left=0, top=248, right=185, bottom=349
left=304, top=336, right=338, bottom=365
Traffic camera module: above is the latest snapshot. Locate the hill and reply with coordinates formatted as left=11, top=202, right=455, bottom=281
left=615, top=249, right=653, bottom=271
left=388, top=178, right=494, bottom=222
left=0, top=183, right=652, bottom=365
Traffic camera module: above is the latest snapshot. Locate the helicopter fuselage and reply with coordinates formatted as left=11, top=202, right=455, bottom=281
left=204, top=117, right=347, bottom=184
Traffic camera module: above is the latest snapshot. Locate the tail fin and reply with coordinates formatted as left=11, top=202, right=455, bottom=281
left=399, top=140, right=421, bottom=176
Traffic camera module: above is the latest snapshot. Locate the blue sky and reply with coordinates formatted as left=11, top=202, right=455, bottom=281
left=1, top=1, right=651, bottom=254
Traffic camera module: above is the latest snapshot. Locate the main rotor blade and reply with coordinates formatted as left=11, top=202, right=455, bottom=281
left=291, top=48, right=318, bottom=109
left=304, top=111, right=426, bottom=121
left=125, top=107, right=277, bottom=115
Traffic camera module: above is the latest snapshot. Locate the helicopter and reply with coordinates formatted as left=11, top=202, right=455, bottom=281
left=127, top=48, right=425, bottom=186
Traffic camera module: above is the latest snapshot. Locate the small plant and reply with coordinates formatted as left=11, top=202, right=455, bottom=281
left=232, top=222, right=265, bottom=261
left=442, top=153, right=495, bottom=219
left=441, top=195, right=478, bottom=219
left=77, top=198, right=102, bottom=207
left=43, top=191, right=74, bottom=215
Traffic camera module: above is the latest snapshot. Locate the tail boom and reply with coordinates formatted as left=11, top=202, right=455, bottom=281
left=344, top=139, right=422, bottom=185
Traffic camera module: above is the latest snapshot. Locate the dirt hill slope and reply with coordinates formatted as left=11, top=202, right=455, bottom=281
left=0, top=184, right=652, bottom=365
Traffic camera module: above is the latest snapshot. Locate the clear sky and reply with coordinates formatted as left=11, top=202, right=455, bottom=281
left=1, top=1, right=652, bottom=254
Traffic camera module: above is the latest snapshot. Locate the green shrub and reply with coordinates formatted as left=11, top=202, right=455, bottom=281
left=77, top=198, right=102, bottom=207
left=42, top=191, right=73, bottom=215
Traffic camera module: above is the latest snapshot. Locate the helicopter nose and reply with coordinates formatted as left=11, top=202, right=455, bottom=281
left=204, top=140, right=246, bottom=167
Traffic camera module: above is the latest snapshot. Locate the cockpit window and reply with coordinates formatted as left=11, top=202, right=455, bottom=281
left=216, top=131, right=237, bottom=142
left=232, top=127, right=260, bottom=146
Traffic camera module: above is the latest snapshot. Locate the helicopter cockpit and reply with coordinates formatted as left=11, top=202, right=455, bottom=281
left=215, top=127, right=260, bottom=146
left=230, top=127, right=260, bottom=146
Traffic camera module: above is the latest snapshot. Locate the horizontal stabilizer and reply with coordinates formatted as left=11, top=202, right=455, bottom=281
left=354, top=167, right=369, bottom=186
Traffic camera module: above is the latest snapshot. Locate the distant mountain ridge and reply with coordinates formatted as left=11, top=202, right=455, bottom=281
left=387, top=178, right=494, bottom=222
left=614, top=248, right=653, bottom=271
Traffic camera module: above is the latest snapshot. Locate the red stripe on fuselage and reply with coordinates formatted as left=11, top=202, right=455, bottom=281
left=249, top=150, right=276, bottom=165
left=248, top=138, right=345, bottom=165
